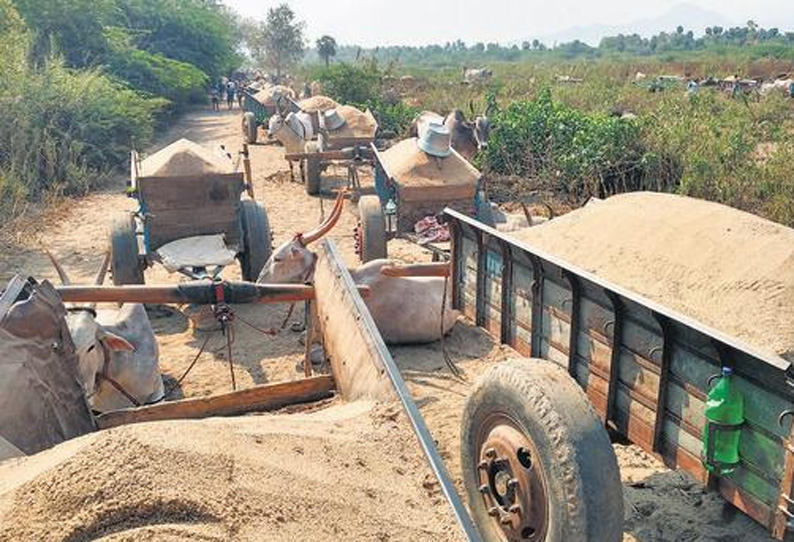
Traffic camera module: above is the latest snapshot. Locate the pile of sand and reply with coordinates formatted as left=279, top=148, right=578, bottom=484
left=324, top=105, right=378, bottom=140
left=140, top=139, right=235, bottom=177
left=0, top=401, right=460, bottom=542
left=253, top=85, right=295, bottom=107
left=378, top=138, right=479, bottom=202
left=298, top=95, right=338, bottom=113
left=512, top=192, right=794, bottom=360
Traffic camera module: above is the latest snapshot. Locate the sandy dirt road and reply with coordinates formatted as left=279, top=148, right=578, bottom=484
left=0, top=107, right=771, bottom=541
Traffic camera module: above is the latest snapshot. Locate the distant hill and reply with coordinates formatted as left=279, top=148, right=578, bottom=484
left=536, top=3, right=734, bottom=46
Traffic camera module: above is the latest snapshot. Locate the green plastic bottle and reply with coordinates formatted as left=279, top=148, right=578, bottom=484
left=702, top=367, right=744, bottom=475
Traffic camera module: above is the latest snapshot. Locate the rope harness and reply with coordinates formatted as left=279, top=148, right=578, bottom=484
left=157, top=280, right=301, bottom=401
left=440, top=273, right=463, bottom=379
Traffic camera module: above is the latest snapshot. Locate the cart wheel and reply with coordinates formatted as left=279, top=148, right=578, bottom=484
left=356, top=195, right=387, bottom=263
left=239, top=200, right=272, bottom=281
left=304, top=141, right=321, bottom=196
left=461, top=359, right=623, bottom=542
left=110, top=215, right=144, bottom=286
left=243, top=112, right=258, bottom=144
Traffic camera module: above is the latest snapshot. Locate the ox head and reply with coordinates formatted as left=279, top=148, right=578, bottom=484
left=47, top=252, right=134, bottom=398
left=268, top=114, right=286, bottom=138
left=448, top=109, right=492, bottom=157
left=268, top=112, right=311, bottom=141
left=257, top=191, right=347, bottom=284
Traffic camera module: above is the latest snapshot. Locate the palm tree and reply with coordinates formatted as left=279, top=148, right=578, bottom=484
left=316, top=35, right=337, bottom=68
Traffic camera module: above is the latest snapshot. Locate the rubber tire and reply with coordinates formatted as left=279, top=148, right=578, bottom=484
left=110, top=215, right=144, bottom=286
left=243, top=112, right=258, bottom=144
left=304, top=141, right=321, bottom=196
left=461, top=359, right=624, bottom=542
left=239, top=200, right=272, bottom=281
left=357, top=195, right=387, bottom=263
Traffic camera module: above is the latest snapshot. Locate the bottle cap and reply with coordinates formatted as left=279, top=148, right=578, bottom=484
left=722, top=366, right=733, bottom=376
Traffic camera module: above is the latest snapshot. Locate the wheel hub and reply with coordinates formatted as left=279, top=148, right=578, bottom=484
left=477, top=420, right=549, bottom=541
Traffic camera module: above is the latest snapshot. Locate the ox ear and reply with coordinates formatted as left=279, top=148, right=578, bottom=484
left=99, top=329, right=135, bottom=352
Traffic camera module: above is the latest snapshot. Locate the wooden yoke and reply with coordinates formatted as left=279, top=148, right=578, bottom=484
left=56, top=281, right=371, bottom=305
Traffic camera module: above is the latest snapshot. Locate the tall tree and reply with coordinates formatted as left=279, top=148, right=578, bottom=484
left=13, top=0, right=118, bottom=69
left=250, top=4, right=304, bottom=77
left=316, top=35, right=337, bottom=67
left=118, top=0, right=241, bottom=79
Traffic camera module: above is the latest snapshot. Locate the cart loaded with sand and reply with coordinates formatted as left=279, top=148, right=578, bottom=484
left=111, top=138, right=271, bottom=284
left=0, top=236, right=483, bottom=541
left=356, top=122, right=487, bottom=262
left=241, top=83, right=298, bottom=144
left=269, top=100, right=379, bottom=196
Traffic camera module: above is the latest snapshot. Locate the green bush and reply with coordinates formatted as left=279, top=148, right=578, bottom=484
left=312, top=61, right=419, bottom=137
left=0, top=64, right=165, bottom=201
left=105, top=28, right=208, bottom=108
left=315, top=61, right=382, bottom=104
left=484, top=89, right=664, bottom=199
left=0, top=3, right=165, bottom=217
left=357, top=98, right=418, bottom=138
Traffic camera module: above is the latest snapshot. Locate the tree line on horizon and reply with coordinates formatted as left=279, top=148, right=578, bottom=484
left=303, top=21, right=794, bottom=67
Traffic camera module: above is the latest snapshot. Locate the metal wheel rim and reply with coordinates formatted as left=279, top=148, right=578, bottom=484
left=475, top=412, right=550, bottom=542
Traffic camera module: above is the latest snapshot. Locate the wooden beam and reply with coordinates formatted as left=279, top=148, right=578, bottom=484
left=314, top=241, right=396, bottom=401
left=284, top=147, right=375, bottom=162
left=95, top=375, right=335, bottom=429
left=380, top=262, right=451, bottom=278
left=56, top=282, right=371, bottom=305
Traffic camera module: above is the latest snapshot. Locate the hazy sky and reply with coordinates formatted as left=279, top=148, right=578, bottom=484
left=223, top=0, right=792, bottom=46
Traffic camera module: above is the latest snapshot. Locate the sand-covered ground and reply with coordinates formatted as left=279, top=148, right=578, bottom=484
left=0, top=107, right=772, bottom=541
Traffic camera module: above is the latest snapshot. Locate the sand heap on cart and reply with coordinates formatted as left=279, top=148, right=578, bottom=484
left=0, top=402, right=460, bottom=542
left=323, top=105, right=378, bottom=141
left=139, top=139, right=235, bottom=177
left=253, top=85, right=295, bottom=107
left=298, top=95, right=339, bottom=113
left=379, top=137, right=480, bottom=230
left=512, top=192, right=794, bottom=360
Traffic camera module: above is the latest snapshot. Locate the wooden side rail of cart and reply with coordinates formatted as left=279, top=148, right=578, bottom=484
left=445, top=208, right=794, bottom=540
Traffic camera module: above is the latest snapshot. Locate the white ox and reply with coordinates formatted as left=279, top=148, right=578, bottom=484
left=760, top=78, right=794, bottom=96
left=48, top=253, right=164, bottom=412
left=463, top=68, right=493, bottom=83
left=257, top=193, right=458, bottom=344
left=268, top=111, right=315, bottom=153
left=268, top=111, right=316, bottom=181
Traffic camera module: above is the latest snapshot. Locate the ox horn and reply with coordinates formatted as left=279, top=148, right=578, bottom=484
left=45, top=250, right=71, bottom=285
left=520, top=202, right=534, bottom=227
left=301, top=190, right=347, bottom=245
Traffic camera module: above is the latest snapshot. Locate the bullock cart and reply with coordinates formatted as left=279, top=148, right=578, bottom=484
left=281, top=105, right=379, bottom=196
left=113, top=139, right=271, bottom=285
left=444, top=208, right=794, bottom=541
left=355, top=138, right=487, bottom=263
left=240, top=86, right=300, bottom=144
left=3, top=238, right=483, bottom=541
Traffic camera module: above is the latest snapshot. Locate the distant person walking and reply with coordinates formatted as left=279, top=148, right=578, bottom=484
left=789, top=80, right=794, bottom=99
left=226, top=81, right=236, bottom=109
left=731, top=75, right=741, bottom=99
left=210, top=87, right=220, bottom=110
